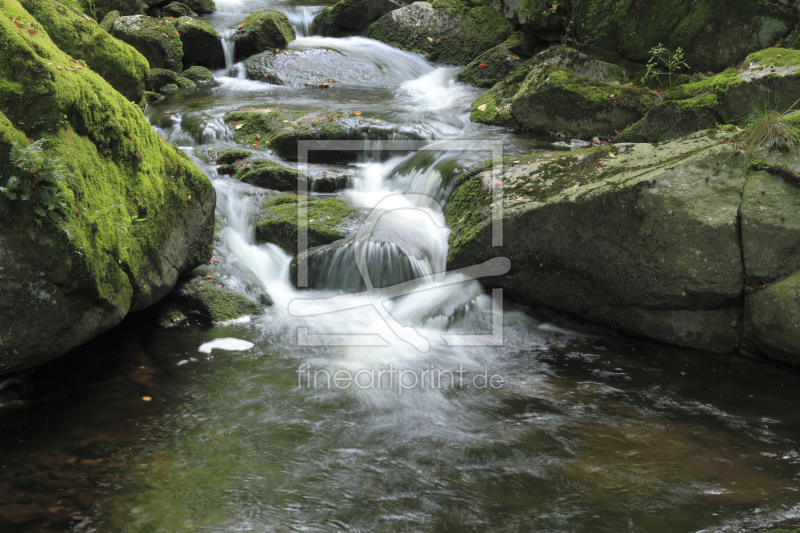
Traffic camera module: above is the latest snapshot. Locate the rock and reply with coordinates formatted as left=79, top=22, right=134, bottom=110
left=445, top=133, right=746, bottom=353
left=111, top=15, right=183, bottom=72
left=614, top=96, right=721, bottom=143
left=223, top=108, right=370, bottom=163
left=312, top=174, right=349, bottom=193
left=457, top=32, right=533, bottom=89
left=160, top=82, right=179, bottom=92
left=181, top=65, right=214, bottom=83
left=146, top=68, right=193, bottom=90
left=180, top=0, right=214, bottom=15
left=94, top=0, right=144, bottom=19
left=216, top=148, right=253, bottom=164
left=174, top=16, right=224, bottom=70
left=741, top=164, right=800, bottom=286
left=99, top=10, right=120, bottom=32
left=231, top=159, right=312, bottom=191
left=578, top=0, right=794, bottom=73
left=157, top=275, right=264, bottom=326
left=742, top=270, right=800, bottom=364
left=161, top=2, right=194, bottom=17
left=20, top=0, right=149, bottom=102
left=0, top=0, right=215, bottom=374
left=144, top=90, right=165, bottom=101
left=363, top=0, right=514, bottom=65
left=502, top=0, right=562, bottom=31
left=313, top=0, right=413, bottom=36
left=233, top=9, right=295, bottom=61
left=256, top=195, right=360, bottom=255
left=471, top=46, right=651, bottom=139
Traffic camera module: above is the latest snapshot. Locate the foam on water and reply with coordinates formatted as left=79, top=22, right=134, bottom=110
left=198, top=338, right=256, bottom=353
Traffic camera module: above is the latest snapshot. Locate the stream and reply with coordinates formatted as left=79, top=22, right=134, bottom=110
left=2, top=1, right=800, bottom=532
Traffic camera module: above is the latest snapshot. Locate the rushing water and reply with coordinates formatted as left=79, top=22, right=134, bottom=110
left=2, top=1, right=800, bottom=532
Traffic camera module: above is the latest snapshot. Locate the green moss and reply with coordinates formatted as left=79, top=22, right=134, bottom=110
left=110, top=14, right=184, bottom=72
left=0, top=0, right=214, bottom=317
left=363, top=0, right=513, bottom=65
left=233, top=9, right=295, bottom=59
left=19, top=0, right=149, bottom=101
left=181, top=65, right=213, bottom=83
left=216, top=148, right=252, bottom=164
left=457, top=31, right=527, bottom=88
left=745, top=47, right=800, bottom=67
left=663, top=68, right=738, bottom=104
left=234, top=159, right=309, bottom=191
left=173, top=275, right=263, bottom=323
left=255, top=194, right=358, bottom=254
left=161, top=2, right=193, bottom=17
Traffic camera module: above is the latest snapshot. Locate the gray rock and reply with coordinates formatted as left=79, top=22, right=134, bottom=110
left=175, top=16, right=224, bottom=69
left=314, top=0, right=413, bottom=36
left=112, top=15, right=184, bottom=72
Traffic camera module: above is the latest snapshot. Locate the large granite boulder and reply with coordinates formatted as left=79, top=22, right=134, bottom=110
left=363, top=0, right=514, bottom=65
left=0, top=0, right=215, bottom=374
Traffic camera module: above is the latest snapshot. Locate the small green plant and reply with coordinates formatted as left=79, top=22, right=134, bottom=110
left=742, top=94, right=799, bottom=164
left=643, top=43, right=689, bottom=89
left=0, top=139, right=73, bottom=240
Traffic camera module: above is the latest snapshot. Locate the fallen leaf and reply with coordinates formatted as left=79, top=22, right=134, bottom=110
left=427, top=36, right=433, bottom=42
left=477, top=104, right=487, bottom=111
left=282, top=119, right=289, bottom=123
left=142, top=396, right=152, bottom=401
left=478, top=63, right=487, bottom=68
left=355, top=111, right=362, bottom=116
left=289, top=192, right=297, bottom=196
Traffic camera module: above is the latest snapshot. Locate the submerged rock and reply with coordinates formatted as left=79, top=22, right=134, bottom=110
left=157, top=275, right=264, bottom=326
left=175, top=16, right=224, bottom=70
left=111, top=15, right=184, bottom=71
left=0, top=0, right=215, bottom=373
left=20, top=0, right=149, bottom=102
left=233, top=9, right=295, bottom=60
left=363, top=0, right=514, bottom=65
left=256, top=195, right=360, bottom=255
left=313, top=0, right=413, bottom=36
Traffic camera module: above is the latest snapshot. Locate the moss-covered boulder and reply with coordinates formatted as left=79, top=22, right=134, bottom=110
left=215, top=148, right=252, bottom=165
left=741, top=269, right=800, bottom=364
left=363, top=0, right=514, bottom=65
left=223, top=108, right=370, bottom=163
left=161, top=2, right=194, bottom=17
left=93, top=0, right=143, bottom=19
left=314, top=0, right=413, bottom=37
left=20, top=0, right=150, bottom=102
left=111, top=14, right=183, bottom=72
left=256, top=195, right=359, bottom=254
left=144, top=90, right=164, bottom=101
left=614, top=95, right=721, bottom=143
left=229, top=159, right=312, bottom=191
left=574, top=0, right=794, bottom=74
left=313, top=174, right=349, bottom=192
left=445, top=133, right=746, bottom=353
left=175, top=16, right=223, bottom=70
left=471, top=46, right=651, bottom=139
left=233, top=9, right=295, bottom=61
left=457, top=31, right=529, bottom=89
left=0, top=0, right=215, bottom=373
left=180, top=0, right=213, bottom=15
left=99, top=9, right=119, bottom=31
left=181, top=65, right=213, bottom=83
left=156, top=275, right=264, bottom=326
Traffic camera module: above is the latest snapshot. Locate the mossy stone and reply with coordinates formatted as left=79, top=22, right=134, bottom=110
left=146, top=67, right=181, bottom=90
left=181, top=65, right=213, bottom=83
left=175, top=16, right=224, bottom=70
left=111, top=14, right=184, bottom=72
left=742, top=269, right=800, bottom=365
left=20, top=0, right=149, bottom=102
left=233, top=159, right=311, bottom=191
left=144, top=90, right=164, bottom=101
left=99, top=9, right=120, bottom=32
left=0, top=0, right=215, bottom=373
left=168, top=275, right=264, bottom=324
left=181, top=0, right=213, bottom=15
left=255, top=195, right=358, bottom=254
left=314, top=0, right=411, bottom=36
left=161, top=2, right=194, bottom=17
left=363, top=0, right=513, bottom=66
left=614, top=95, right=721, bottom=143
left=216, top=148, right=252, bottom=164
left=457, top=31, right=528, bottom=89
left=233, top=9, right=295, bottom=60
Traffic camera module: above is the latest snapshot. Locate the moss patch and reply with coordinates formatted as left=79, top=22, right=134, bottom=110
left=162, top=275, right=263, bottom=324
left=232, top=159, right=310, bottom=191
left=256, top=194, right=358, bottom=254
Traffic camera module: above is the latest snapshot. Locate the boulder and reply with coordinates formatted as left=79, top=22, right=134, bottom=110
left=93, top=0, right=144, bottom=19
left=180, top=0, right=214, bottom=15
left=445, top=133, right=746, bottom=353
left=741, top=270, right=800, bottom=364
left=215, top=148, right=252, bottom=165
left=363, top=0, right=514, bottom=65
left=470, top=46, right=652, bottom=139
left=230, top=159, right=312, bottom=191
left=19, top=0, right=149, bottom=102
left=161, top=2, right=194, bottom=17
left=233, top=9, right=295, bottom=61
left=0, top=0, right=215, bottom=374
left=614, top=96, right=721, bottom=143
left=111, top=15, right=183, bottom=72
left=313, top=0, right=413, bottom=36
left=242, top=49, right=394, bottom=87
left=99, top=9, right=120, bottom=32
left=156, top=275, right=264, bottom=326
left=223, top=108, right=370, bottom=163
left=457, top=32, right=531, bottom=89
left=313, top=173, right=349, bottom=192
left=256, top=195, right=359, bottom=255
left=174, top=16, right=224, bottom=70
left=146, top=68, right=193, bottom=90
left=181, top=65, right=213, bottom=83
